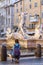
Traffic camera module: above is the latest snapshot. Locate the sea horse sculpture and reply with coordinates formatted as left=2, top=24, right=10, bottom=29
left=6, top=12, right=41, bottom=39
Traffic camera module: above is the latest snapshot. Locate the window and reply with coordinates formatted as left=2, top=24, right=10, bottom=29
left=20, top=8, right=22, bottom=12
left=42, top=24, right=43, bottom=31
left=8, top=7, right=10, bottom=15
left=16, top=9, right=18, bottom=13
left=29, top=14, right=32, bottom=19
left=34, top=13, right=38, bottom=16
left=20, top=1, right=22, bottom=5
left=24, top=15, right=27, bottom=21
left=16, top=3, right=18, bottom=7
left=41, top=0, right=43, bottom=5
left=9, top=0, right=10, bottom=3
left=8, top=18, right=10, bottom=27
left=41, top=24, right=43, bottom=33
left=29, top=24, right=35, bottom=29
left=34, top=13, right=39, bottom=19
left=1, top=29, right=4, bottom=32
left=41, top=12, right=43, bottom=18
left=29, top=24, right=32, bottom=29
left=29, top=4, right=32, bottom=9
left=29, top=0, right=31, bottom=2
left=8, top=18, right=10, bottom=24
left=34, top=2, right=37, bottom=7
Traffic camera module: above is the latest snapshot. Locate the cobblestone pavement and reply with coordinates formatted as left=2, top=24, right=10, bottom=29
left=0, top=57, right=43, bottom=65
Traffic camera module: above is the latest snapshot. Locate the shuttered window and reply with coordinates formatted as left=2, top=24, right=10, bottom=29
left=41, top=0, right=43, bottom=5
left=29, top=24, right=35, bottom=29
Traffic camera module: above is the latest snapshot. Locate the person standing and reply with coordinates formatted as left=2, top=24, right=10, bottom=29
left=11, top=39, right=20, bottom=62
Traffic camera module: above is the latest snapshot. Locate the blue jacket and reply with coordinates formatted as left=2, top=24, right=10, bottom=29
left=11, top=43, right=20, bottom=56
left=14, top=43, right=20, bottom=49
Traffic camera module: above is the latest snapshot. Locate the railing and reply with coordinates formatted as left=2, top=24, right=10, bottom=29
left=30, top=16, right=39, bottom=22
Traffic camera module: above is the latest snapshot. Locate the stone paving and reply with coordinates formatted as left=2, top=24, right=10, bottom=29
left=0, top=50, right=43, bottom=65
left=0, top=57, right=43, bottom=65
left=0, top=45, right=43, bottom=65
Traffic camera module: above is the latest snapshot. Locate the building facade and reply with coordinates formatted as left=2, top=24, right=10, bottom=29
left=0, top=0, right=14, bottom=36
left=0, top=7, right=6, bottom=35
left=13, top=0, right=43, bottom=47
left=5, top=5, right=14, bottom=32
left=14, top=0, right=24, bottom=26
left=14, top=0, right=41, bottom=35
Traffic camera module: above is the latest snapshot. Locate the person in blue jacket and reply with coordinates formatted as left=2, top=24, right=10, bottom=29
left=11, top=39, right=20, bottom=62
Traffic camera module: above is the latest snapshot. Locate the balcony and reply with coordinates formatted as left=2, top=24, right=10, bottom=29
left=30, top=15, right=39, bottom=22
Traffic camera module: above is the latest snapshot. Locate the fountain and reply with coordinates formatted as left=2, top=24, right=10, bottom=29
left=13, top=12, right=41, bottom=40
left=1, top=12, right=41, bottom=40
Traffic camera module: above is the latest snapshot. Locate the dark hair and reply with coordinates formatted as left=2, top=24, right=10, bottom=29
left=15, top=39, right=19, bottom=43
